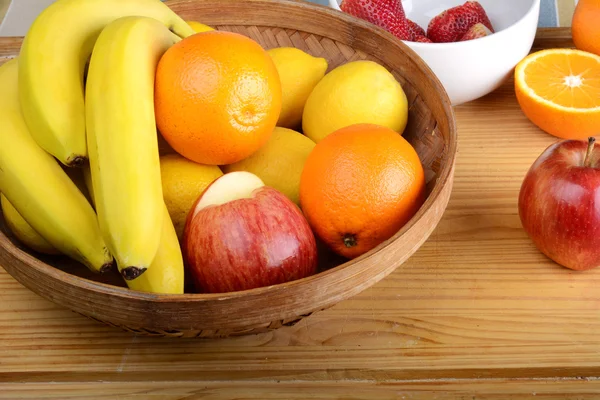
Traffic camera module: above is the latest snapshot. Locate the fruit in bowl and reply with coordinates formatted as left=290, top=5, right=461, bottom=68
left=300, top=123, right=426, bottom=259
left=183, top=172, right=318, bottom=293
left=159, top=154, right=224, bottom=240
left=336, top=0, right=495, bottom=43
left=154, top=30, right=282, bottom=166
left=186, top=20, right=214, bottom=33
left=330, top=0, right=540, bottom=105
left=302, top=60, right=409, bottom=143
left=266, top=47, right=328, bottom=130
left=0, top=194, right=59, bottom=256
left=0, top=0, right=435, bottom=299
left=425, top=1, right=494, bottom=43
left=223, top=127, right=316, bottom=206
left=339, top=0, right=413, bottom=41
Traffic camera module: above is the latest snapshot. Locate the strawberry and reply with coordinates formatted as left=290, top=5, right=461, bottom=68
left=468, top=1, right=494, bottom=30
left=412, top=35, right=433, bottom=43
left=340, top=0, right=412, bottom=40
left=459, top=22, right=492, bottom=41
left=426, top=1, right=495, bottom=43
left=406, top=19, right=426, bottom=39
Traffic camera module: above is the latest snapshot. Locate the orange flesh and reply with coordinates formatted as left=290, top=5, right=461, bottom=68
left=523, top=52, right=600, bottom=109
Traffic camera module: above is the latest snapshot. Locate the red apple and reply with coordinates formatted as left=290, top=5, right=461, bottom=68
left=518, top=137, right=600, bottom=271
left=183, top=171, right=318, bottom=293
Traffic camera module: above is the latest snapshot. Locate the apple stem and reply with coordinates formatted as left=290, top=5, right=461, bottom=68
left=343, top=234, right=357, bottom=248
left=584, top=137, right=596, bottom=168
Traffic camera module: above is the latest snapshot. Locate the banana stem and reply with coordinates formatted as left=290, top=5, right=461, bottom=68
left=121, top=266, right=147, bottom=281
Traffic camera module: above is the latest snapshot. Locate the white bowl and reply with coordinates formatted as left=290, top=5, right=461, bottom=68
left=329, top=0, right=541, bottom=106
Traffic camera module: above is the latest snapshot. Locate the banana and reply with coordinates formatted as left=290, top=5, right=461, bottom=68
left=83, top=168, right=184, bottom=294
left=128, top=207, right=184, bottom=294
left=85, top=16, right=177, bottom=280
left=0, top=58, right=114, bottom=273
left=1, top=194, right=59, bottom=256
left=18, top=0, right=195, bottom=166
left=61, top=165, right=96, bottom=208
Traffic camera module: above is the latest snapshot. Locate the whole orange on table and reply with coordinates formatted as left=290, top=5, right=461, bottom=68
left=572, top=0, right=600, bottom=57
left=154, top=30, right=282, bottom=166
left=299, top=123, right=426, bottom=259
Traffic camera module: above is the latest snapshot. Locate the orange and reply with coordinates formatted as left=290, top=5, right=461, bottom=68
left=514, top=48, right=600, bottom=140
left=572, top=0, right=600, bottom=56
left=154, top=31, right=282, bottom=166
left=299, top=123, right=426, bottom=259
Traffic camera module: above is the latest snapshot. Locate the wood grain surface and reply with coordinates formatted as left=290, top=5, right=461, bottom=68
left=2, top=27, right=600, bottom=399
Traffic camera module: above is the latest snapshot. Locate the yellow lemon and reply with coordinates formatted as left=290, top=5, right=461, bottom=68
left=186, top=20, right=215, bottom=33
left=267, top=47, right=328, bottom=129
left=160, top=154, right=223, bottom=239
left=1, top=194, right=59, bottom=255
left=302, top=60, right=408, bottom=143
left=223, top=127, right=316, bottom=206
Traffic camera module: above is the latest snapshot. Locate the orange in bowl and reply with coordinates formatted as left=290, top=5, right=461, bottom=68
left=154, top=31, right=282, bottom=166
left=515, top=48, right=600, bottom=140
left=299, top=123, right=426, bottom=259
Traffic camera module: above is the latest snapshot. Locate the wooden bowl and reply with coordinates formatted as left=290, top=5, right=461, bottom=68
left=0, top=0, right=457, bottom=338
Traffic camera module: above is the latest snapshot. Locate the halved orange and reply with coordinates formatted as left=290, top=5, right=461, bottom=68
left=515, top=48, right=600, bottom=140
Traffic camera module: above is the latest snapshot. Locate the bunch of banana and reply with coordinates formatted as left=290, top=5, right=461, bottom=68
left=85, top=16, right=178, bottom=282
left=0, top=194, right=59, bottom=256
left=0, top=0, right=190, bottom=294
left=83, top=169, right=184, bottom=295
left=18, top=0, right=195, bottom=167
left=0, top=58, right=114, bottom=274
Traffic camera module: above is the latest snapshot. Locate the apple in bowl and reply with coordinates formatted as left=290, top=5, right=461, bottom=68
left=183, top=171, right=318, bottom=293
left=518, top=137, right=600, bottom=271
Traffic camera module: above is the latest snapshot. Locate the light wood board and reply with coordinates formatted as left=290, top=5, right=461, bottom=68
left=2, top=28, right=600, bottom=399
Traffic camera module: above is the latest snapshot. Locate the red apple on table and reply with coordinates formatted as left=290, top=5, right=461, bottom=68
left=183, top=171, right=318, bottom=293
left=518, top=137, right=600, bottom=271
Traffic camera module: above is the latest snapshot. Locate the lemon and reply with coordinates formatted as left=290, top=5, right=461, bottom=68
left=1, top=194, right=58, bottom=255
left=267, top=47, right=328, bottom=129
left=186, top=21, right=215, bottom=33
left=160, top=154, right=223, bottom=240
left=223, top=127, right=316, bottom=205
left=302, top=60, right=409, bottom=143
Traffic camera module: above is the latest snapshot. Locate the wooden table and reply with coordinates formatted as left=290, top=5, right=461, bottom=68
left=3, top=28, right=600, bottom=399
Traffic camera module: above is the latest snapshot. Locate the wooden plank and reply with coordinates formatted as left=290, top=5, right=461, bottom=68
left=0, top=35, right=17, bottom=61
left=3, top=379, right=600, bottom=399
left=532, top=27, right=574, bottom=50
left=1, top=24, right=600, bottom=397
